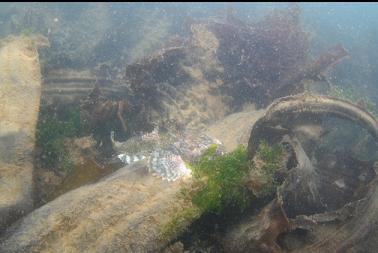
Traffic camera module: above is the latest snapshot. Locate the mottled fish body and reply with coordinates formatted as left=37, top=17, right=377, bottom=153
left=149, top=150, right=191, bottom=182
left=117, top=154, right=146, bottom=165
left=112, top=128, right=224, bottom=182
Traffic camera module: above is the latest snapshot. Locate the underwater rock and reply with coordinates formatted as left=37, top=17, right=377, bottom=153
left=226, top=93, right=378, bottom=252
left=0, top=35, right=48, bottom=229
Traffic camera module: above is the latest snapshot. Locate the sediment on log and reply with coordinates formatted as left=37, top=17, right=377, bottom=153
left=0, top=35, right=48, bottom=230
left=0, top=162, right=194, bottom=253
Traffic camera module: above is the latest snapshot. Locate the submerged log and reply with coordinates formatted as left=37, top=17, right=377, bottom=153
left=0, top=35, right=48, bottom=229
left=0, top=105, right=263, bottom=252
left=0, top=123, right=228, bottom=252
left=0, top=162, right=195, bottom=253
left=226, top=94, right=378, bottom=253
left=248, top=93, right=378, bottom=159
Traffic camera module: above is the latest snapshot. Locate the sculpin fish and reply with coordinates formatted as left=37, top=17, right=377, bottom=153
left=111, top=128, right=224, bottom=181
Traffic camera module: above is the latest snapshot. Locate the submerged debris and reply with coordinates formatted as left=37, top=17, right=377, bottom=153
left=224, top=93, right=378, bottom=253
left=2, top=3, right=375, bottom=253
left=208, top=4, right=311, bottom=108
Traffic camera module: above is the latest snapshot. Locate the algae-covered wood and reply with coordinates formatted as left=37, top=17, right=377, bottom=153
left=0, top=162, right=194, bottom=253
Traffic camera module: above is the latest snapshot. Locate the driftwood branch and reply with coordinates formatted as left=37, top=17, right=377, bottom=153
left=226, top=94, right=378, bottom=253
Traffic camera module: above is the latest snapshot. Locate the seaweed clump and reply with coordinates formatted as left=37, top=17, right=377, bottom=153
left=159, top=145, right=251, bottom=242
left=36, top=107, right=86, bottom=173
left=160, top=143, right=285, bottom=244
left=190, top=144, right=251, bottom=215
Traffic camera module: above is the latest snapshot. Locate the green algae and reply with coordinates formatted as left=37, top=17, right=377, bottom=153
left=160, top=142, right=285, bottom=241
left=36, top=107, right=86, bottom=172
left=190, top=144, right=251, bottom=215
